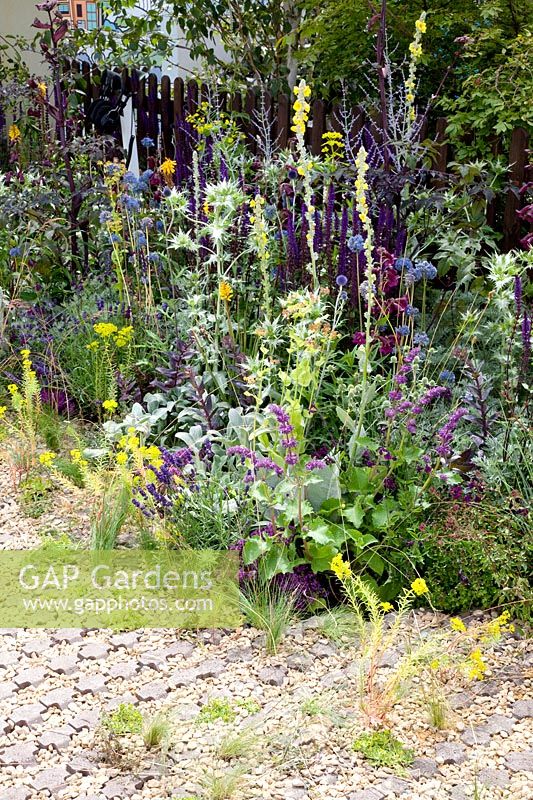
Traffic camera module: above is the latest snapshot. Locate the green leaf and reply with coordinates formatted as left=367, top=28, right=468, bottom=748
left=342, top=497, right=365, bottom=528
left=305, top=541, right=338, bottom=572
left=371, top=499, right=399, bottom=529
left=357, top=550, right=385, bottom=577
left=242, top=537, right=269, bottom=565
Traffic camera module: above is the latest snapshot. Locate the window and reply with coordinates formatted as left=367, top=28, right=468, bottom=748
left=58, top=3, right=70, bottom=13
left=77, top=19, right=86, bottom=28
left=76, top=3, right=83, bottom=16
left=86, top=2, right=99, bottom=30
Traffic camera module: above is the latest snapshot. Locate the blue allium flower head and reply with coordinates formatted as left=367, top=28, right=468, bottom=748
left=99, top=210, right=111, bottom=224
left=416, top=260, right=438, bottom=280
left=414, top=332, right=430, bottom=347
left=9, top=246, right=22, bottom=257
left=156, top=220, right=164, bottom=232
left=406, top=304, right=420, bottom=317
left=336, top=274, right=348, bottom=287
left=287, top=166, right=299, bottom=180
left=264, top=204, right=277, bottom=221
left=141, top=137, right=155, bottom=148
left=393, top=257, right=412, bottom=272
left=439, top=369, right=456, bottom=384
left=347, top=234, right=365, bottom=253
left=339, top=290, right=348, bottom=301
left=136, top=231, right=147, bottom=247
left=395, top=325, right=410, bottom=337
left=148, top=252, right=161, bottom=263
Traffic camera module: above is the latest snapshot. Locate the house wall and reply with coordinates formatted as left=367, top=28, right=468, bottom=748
left=1, top=0, right=46, bottom=75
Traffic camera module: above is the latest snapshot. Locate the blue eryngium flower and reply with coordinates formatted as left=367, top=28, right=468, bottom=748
left=9, top=246, right=22, bottom=257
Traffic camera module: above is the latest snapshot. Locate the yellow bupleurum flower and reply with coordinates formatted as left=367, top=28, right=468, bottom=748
left=102, top=399, right=118, bottom=413
left=0, top=406, right=7, bottom=419
left=8, top=124, right=21, bottom=143
left=93, top=322, right=118, bottom=338
left=330, top=553, right=352, bottom=580
left=410, top=577, right=429, bottom=596
left=219, top=281, right=233, bottom=302
left=450, top=617, right=467, bottom=632
left=39, top=451, right=57, bottom=467
left=116, top=451, right=128, bottom=466
left=160, top=158, right=177, bottom=179
left=380, top=602, right=394, bottom=612
left=468, top=648, right=487, bottom=680
left=7, top=384, right=19, bottom=395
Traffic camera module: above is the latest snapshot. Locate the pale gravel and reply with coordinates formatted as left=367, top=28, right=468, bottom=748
left=0, top=451, right=531, bottom=800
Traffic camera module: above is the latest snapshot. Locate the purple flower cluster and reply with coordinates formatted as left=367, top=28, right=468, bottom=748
left=393, top=347, right=421, bottom=385
left=274, top=565, right=327, bottom=610
left=268, top=404, right=301, bottom=466
left=436, top=407, right=468, bottom=459
left=227, top=445, right=283, bottom=483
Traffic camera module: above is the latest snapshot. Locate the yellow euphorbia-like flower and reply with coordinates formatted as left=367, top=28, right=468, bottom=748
left=102, top=399, right=118, bottom=413
left=450, top=617, right=467, bottom=632
left=7, top=384, right=19, bottom=395
left=381, top=602, right=393, bottom=612
left=116, top=451, right=128, bottom=466
left=93, top=322, right=118, bottom=338
left=39, top=451, right=57, bottom=467
left=0, top=406, right=7, bottom=419
left=330, top=553, right=352, bottom=580
left=410, top=577, right=429, bottom=596
left=468, top=648, right=487, bottom=680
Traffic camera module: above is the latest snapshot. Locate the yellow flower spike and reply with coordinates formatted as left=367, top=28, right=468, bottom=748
left=116, top=451, right=128, bottom=466
left=7, top=384, right=19, bottom=395
left=0, top=405, right=7, bottom=419
left=410, top=577, right=429, bottom=596
left=415, top=18, right=427, bottom=33
left=39, top=451, right=57, bottom=467
left=219, top=281, right=233, bottom=302
left=8, top=124, right=21, bottom=143
left=160, top=158, right=177, bottom=180
left=330, top=553, right=352, bottom=580
left=20, top=349, right=30, bottom=358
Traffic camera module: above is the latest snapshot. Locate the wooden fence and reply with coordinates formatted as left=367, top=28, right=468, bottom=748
left=2, top=63, right=530, bottom=249
left=68, top=65, right=529, bottom=251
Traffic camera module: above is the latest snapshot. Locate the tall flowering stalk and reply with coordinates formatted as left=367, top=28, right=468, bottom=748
left=354, top=146, right=375, bottom=438
left=404, top=12, right=427, bottom=130
left=291, top=80, right=318, bottom=288
left=249, top=194, right=272, bottom=321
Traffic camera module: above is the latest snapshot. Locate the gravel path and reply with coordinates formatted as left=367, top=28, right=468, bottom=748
left=0, top=456, right=531, bottom=800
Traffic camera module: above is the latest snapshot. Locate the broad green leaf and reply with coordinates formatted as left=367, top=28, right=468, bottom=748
left=242, top=537, right=269, bottom=565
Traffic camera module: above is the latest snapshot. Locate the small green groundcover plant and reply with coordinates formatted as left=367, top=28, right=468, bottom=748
left=102, top=703, right=143, bottom=735
left=353, top=729, right=414, bottom=770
